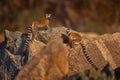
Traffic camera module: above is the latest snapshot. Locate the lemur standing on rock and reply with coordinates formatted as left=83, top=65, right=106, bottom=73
left=22, top=14, right=51, bottom=65
left=66, top=28, right=98, bottom=70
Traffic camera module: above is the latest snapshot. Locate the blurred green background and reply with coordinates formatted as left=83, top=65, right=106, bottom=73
left=0, top=0, right=120, bottom=34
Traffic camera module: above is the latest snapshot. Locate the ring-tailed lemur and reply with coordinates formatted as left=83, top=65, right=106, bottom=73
left=66, top=28, right=98, bottom=70
left=22, top=14, right=51, bottom=65
left=23, top=13, right=51, bottom=54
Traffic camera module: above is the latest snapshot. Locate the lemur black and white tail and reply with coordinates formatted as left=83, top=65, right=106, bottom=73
left=23, top=25, right=33, bottom=55
left=80, top=43, right=98, bottom=70
left=21, top=25, right=33, bottom=66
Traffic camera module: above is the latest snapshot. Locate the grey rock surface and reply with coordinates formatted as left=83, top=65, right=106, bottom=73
left=0, top=27, right=120, bottom=79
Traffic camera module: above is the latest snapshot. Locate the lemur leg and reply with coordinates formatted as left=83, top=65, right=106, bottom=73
left=47, top=25, right=50, bottom=30
left=32, top=25, right=38, bottom=41
left=34, top=31, right=38, bottom=41
left=46, top=25, right=51, bottom=33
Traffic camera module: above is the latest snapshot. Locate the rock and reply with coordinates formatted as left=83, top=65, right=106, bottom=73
left=4, top=30, right=25, bottom=55
left=37, top=27, right=69, bottom=44
left=37, top=27, right=120, bottom=77
left=0, top=47, right=20, bottom=80
left=0, top=30, right=45, bottom=80
left=30, top=39, right=46, bottom=56
left=0, top=27, right=120, bottom=79
left=0, top=30, right=25, bottom=80
left=16, top=39, right=69, bottom=80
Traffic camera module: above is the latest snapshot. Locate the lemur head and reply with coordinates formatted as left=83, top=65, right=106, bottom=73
left=45, top=14, right=51, bottom=19
left=66, top=28, right=71, bottom=34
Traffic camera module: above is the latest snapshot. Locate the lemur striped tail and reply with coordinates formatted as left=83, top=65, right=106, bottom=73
left=80, top=43, right=98, bottom=70
left=23, top=25, right=33, bottom=55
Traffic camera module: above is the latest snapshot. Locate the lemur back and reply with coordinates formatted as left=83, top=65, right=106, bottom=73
left=66, top=29, right=98, bottom=70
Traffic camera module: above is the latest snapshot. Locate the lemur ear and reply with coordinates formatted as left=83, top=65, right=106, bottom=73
left=45, top=14, right=51, bottom=19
